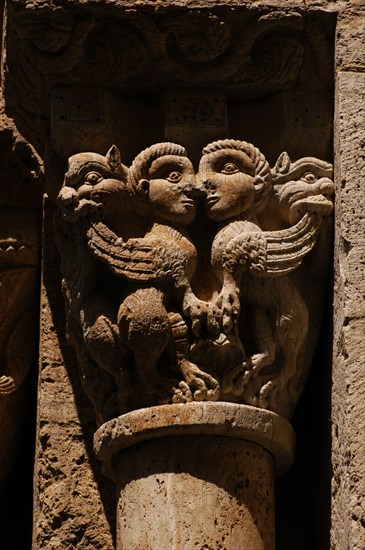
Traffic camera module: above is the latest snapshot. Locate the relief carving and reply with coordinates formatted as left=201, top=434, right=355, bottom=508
left=0, top=119, right=42, bottom=486
left=56, top=140, right=334, bottom=424
left=7, top=7, right=333, bottom=152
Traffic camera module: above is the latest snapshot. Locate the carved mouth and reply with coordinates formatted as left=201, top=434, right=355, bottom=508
left=292, top=196, right=333, bottom=214
left=206, top=195, right=220, bottom=206
left=182, top=199, right=195, bottom=206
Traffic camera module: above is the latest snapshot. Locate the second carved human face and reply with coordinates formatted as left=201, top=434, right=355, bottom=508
left=199, top=149, right=256, bottom=221
left=141, top=155, right=197, bottom=225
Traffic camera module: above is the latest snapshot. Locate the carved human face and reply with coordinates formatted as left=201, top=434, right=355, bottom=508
left=199, top=149, right=256, bottom=221
left=142, top=155, right=197, bottom=225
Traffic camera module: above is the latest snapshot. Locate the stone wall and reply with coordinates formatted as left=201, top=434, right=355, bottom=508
left=0, top=1, right=363, bottom=549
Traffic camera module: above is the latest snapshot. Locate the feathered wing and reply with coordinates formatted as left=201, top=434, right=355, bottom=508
left=263, top=212, right=321, bottom=275
left=223, top=213, right=321, bottom=277
left=85, top=221, right=175, bottom=282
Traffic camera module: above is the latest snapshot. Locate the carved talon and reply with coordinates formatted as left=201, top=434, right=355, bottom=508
left=222, top=362, right=252, bottom=396
left=0, top=375, right=16, bottom=397
left=250, top=352, right=274, bottom=377
left=179, top=360, right=220, bottom=401
left=150, top=375, right=193, bottom=405
left=171, top=381, right=193, bottom=404
left=257, top=381, right=274, bottom=408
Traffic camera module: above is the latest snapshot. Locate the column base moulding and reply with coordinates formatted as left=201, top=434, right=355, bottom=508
left=95, top=402, right=295, bottom=550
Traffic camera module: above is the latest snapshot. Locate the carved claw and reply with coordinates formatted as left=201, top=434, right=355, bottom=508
left=257, top=380, right=274, bottom=408
left=171, top=381, right=193, bottom=404
left=222, top=362, right=252, bottom=396
left=222, top=350, right=272, bottom=397
left=0, top=375, right=16, bottom=397
left=150, top=375, right=192, bottom=405
left=243, top=380, right=274, bottom=409
left=179, top=360, right=220, bottom=401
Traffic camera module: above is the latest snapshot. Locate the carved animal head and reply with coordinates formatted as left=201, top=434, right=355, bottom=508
left=199, top=139, right=272, bottom=222
left=58, top=146, right=128, bottom=220
left=272, top=152, right=334, bottom=225
left=128, top=142, right=198, bottom=225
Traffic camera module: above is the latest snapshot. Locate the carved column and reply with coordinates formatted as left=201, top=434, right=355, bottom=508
left=2, top=3, right=339, bottom=547
left=95, top=403, right=294, bottom=550
left=53, top=139, right=333, bottom=549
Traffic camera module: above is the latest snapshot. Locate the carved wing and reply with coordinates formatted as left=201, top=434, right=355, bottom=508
left=263, top=212, right=321, bottom=275
left=85, top=221, right=172, bottom=282
left=223, top=213, right=321, bottom=276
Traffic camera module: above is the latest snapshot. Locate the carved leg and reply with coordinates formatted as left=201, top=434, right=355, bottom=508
left=222, top=306, right=276, bottom=398
left=270, top=279, right=309, bottom=409
left=118, top=288, right=188, bottom=404
left=82, top=292, right=122, bottom=379
left=168, top=312, right=220, bottom=402
left=67, top=317, right=119, bottom=424
left=249, top=306, right=276, bottom=375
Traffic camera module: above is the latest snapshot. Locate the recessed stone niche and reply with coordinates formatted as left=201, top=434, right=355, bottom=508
left=2, top=2, right=337, bottom=549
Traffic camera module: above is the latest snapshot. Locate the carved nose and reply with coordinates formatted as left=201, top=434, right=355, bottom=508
left=187, top=177, right=205, bottom=197
left=187, top=185, right=204, bottom=199
left=200, top=178, right=215, bottom=192
left=318, top=178, right=335, bottom=196
left=57, top=186, right=78, bottom=206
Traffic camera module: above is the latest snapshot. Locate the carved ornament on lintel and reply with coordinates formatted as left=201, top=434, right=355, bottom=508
left=5, top=4, right=334, bottom=149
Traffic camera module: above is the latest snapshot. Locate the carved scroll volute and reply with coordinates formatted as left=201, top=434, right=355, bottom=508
left=56, top=140, right=334, bottom=425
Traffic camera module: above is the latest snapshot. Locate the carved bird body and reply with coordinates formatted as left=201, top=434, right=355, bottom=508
left=56, top=146, right=132, bottom=423
left=71, top=143, right=220, bottom=409
left=86, top=210, right=220, bottom=405
left=199, top=140, right=334, bottom=415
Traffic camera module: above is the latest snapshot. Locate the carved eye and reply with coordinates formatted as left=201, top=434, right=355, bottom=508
left=166, top=171, right=182, bottom=183
left=303, top=172, right=317, bottom=183
left=221, top=163, right=239, bottom=174
left=84, top=172, right=103, bottom=185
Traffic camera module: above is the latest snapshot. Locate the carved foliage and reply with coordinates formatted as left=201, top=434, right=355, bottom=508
left=56, top=140, right=334, bottom=422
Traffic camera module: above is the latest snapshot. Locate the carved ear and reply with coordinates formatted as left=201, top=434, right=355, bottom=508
left=273, top=152, right=291, bottom=175
left=137, top=179, right=150, bottom=196
left=106, top=145, right=122, bottom=170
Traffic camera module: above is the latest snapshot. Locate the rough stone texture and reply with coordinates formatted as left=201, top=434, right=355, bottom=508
left=0, top=13, right=43, bottom=544
left=95, top=402, right=293, bottom=549
left=95, top=402, right=295, bottom=477
left=116, top=437, right=275, bottom=550
left=33, top=201, right=116, bottom=549
left=55, top=140, right=334, bottom=426
left=0, top=1, right=363, bottom=549
left=331, top=63, right=365, bottom=550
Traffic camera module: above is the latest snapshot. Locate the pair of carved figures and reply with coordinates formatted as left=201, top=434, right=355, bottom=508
left=56, top=140, right=334, bottom=424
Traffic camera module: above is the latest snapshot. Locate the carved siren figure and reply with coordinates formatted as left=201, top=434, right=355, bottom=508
left=198, top=140, right=334, bottom=417
left=56, top=146, right=131, bottom=424
left=57, top=143, right=220, bottom=422
left=56, top=140, right=334, bottom=423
